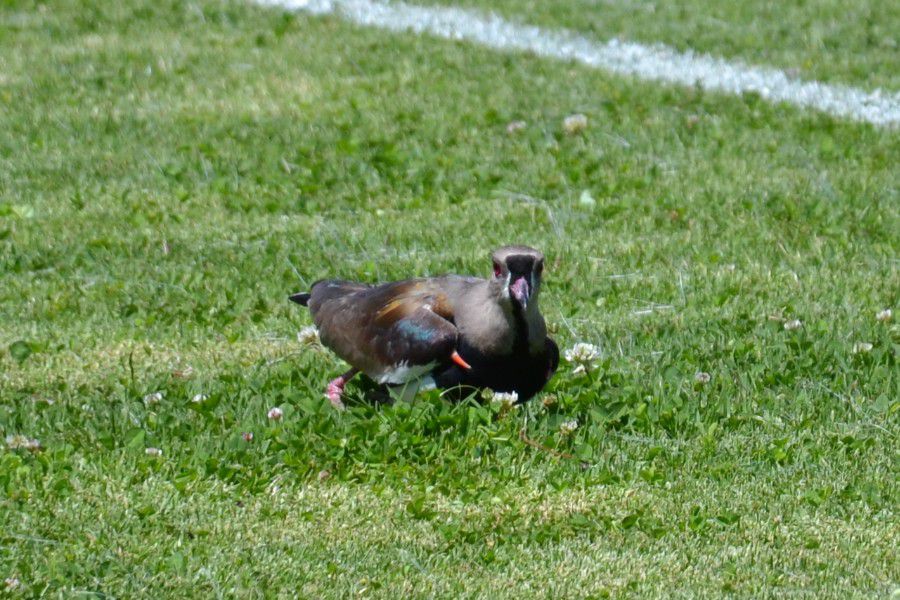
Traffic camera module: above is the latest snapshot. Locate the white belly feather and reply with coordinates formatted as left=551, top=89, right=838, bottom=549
left=375, top=361, right=437, bottom=385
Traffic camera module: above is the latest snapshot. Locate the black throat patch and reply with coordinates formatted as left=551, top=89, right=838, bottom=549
left=510, top=302, right=530, bottom=355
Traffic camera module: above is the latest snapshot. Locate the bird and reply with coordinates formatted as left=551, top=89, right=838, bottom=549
left=289, top=245, right=559, bottom=409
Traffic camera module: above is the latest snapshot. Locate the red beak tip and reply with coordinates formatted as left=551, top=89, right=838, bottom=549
left=451, top=351, right=472, bottom=370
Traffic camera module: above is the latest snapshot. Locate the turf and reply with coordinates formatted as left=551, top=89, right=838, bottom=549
left=1, top=0, right=898, bottom=597
left=418, top=0, right=900, bottom=91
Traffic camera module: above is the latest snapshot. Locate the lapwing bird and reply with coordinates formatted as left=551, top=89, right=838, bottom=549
left=289, top=245, right=559, bottom=409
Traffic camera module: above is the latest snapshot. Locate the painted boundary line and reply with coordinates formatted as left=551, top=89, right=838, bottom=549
left=255, top=0, right=899, bottom=127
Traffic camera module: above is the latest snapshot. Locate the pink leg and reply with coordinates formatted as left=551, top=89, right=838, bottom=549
left=325, top=368, right=358, bottom=410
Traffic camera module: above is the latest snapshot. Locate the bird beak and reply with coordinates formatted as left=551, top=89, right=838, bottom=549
left=451, top=351, right=471, bottom=370
left=509, top=276, right=531, bottom=309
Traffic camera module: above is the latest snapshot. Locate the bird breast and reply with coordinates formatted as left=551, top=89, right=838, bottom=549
left=454, top=298, right=519, bottom=356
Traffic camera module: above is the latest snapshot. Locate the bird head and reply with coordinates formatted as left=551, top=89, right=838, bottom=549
left=489, top=245, right=545, bottom=311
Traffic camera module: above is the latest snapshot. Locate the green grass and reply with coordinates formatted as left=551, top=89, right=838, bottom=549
left=1, top=0, right=898, bottom=596
left=418, top=0, right=900, bottom=90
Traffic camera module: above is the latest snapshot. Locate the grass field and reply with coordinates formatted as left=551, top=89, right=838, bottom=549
left=1, top=0, right=898, bottom=596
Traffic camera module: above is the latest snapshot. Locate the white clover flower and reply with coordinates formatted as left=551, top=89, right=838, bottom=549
left=267, top=407, right=284, bottom=421
left=852, top=342, right=873, bottom=354
left=242, top=432, right=254, bottom=442
left=145, top=447, right=163, bottom=457
left=559, top=420, right=579, bottom=435
left=191, top=393, right=208, bottom=404
left=5, top=435, right=40, bottom=452
left=297, top=326, right=320, bottom=346
left=143, top=392, right=163, bottom=406
left=506, top=120, right=527, bottom=134
left=490, top=391, right=519, bottom=410
left=4, top=577, right=20, bottom=591
left=563, top=113, right=588, bottom=135
left=876, top=308, right=892, bottom=322
left=565, top=342, right=601, bottom=374
left=783, top=319, right=802, bottom=331
left=694, top=371, right=711, bottom=384
left=565, top=342, right=601, bottom=363
left=5, top=434, right=30, bottom=450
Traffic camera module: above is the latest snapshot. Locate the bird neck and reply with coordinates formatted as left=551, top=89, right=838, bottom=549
left=453, top=280, right=546, bottom=357
left=513, top=295, right=546, bottom=355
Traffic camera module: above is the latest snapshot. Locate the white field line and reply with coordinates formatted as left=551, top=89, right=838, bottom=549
left=255, top=0, right=900, bottom=127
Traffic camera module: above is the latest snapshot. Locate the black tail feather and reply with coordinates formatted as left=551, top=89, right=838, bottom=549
left=289, top=292, right=311, bottom=306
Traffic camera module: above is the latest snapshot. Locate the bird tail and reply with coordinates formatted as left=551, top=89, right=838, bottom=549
left=289, top=279, right=369, bottom=308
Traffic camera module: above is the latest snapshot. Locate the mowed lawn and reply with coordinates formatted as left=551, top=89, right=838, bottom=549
left=1, top=0, right=898, bottom=596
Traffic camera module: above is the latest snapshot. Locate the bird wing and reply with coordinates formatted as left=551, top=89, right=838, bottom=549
left=309, top=279, right=460, bottom=383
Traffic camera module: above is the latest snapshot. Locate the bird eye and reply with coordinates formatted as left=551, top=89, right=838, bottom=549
left=493, top=262, right=502, bottom=278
